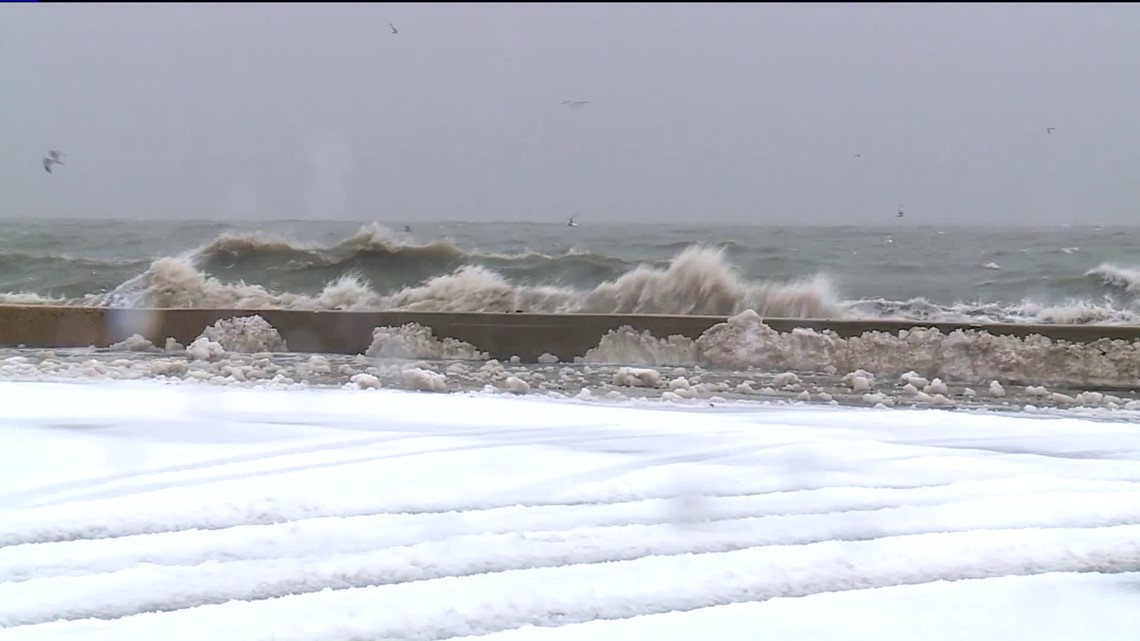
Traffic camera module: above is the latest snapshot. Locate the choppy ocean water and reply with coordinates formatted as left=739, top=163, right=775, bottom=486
left=2, top=219, right=1139, bottom=324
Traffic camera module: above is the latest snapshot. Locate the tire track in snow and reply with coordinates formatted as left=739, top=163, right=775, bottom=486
left=0, top=434, right=421, bottom=509
left=7, top=427, right=642, bottom=510
left=0, top=425, right=579, bottom=509
left=2, top=475, right=1133, bottom=582
left=0, top=422, right=644, bottom=511
left=4, top=489, right=1140, bottom=626
left=4, top=525, right=1139, bottom=640
left=0, top=436, right=822, bottom=546
left=5, top=467, right=1137, bottom=548
left=9, top=415, right=1140, bottom=548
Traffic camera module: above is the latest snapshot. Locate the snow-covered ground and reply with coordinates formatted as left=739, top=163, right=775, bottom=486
left=1, top=381, right=1139, bottom=640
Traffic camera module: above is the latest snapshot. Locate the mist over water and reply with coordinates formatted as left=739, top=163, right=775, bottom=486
left=1, top=219, right=1139, bottom=324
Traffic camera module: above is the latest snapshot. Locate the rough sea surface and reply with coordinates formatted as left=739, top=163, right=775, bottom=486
left=2, top=219, right=1139, bottom=324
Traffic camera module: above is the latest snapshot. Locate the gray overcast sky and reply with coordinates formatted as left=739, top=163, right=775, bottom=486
left=3, top=2, right=1139, bottom=224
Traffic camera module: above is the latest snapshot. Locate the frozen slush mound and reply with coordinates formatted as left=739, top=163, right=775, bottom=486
left=365, top=323, right=488, bottom=361
left=586, top=309, right=1140, bottom=387
left=197, top=315, right=289, bottom=353
left=108, top=315, right=290, bottom=358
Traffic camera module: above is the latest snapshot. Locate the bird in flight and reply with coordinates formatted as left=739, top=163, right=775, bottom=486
left=43, top=150, right=65, bottom=174
left=561, top=100, right=590, bottom=109
left=389, top=23, right=398, bottom=34
left=1046, top=127, right=1055, bottom=134
left=896, top=207, right=905, bottom=218
left=567, top=213, right=580, bottom=227
left=853, top=153, right=862, bottom=158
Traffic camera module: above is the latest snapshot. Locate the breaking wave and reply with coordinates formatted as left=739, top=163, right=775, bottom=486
left=78, top=245, right=843, bottom=318
left=2, top=224, right=1140, bottom=325
left=1086, top=262, right=1140, bottom=294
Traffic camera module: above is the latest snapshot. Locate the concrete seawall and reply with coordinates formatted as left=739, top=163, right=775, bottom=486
left=3, top=306, right=1140, bottom=361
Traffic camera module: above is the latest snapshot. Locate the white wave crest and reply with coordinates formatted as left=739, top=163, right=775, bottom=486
left=82, top=246, right=844, bottom=319
left=1086, top=263, right=1140, bottom=293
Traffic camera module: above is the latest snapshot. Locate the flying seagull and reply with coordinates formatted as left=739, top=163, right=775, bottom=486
left=43, top=150, right=65, bottom=174
left=1046, top=127, right=1055, bottom=134
left=561, top=100, right=590, bottom=109
left=389, top=22, right=398, bottom=34
left=896, top=207, right=905, bottom=218
left=567, top=213, right=579, bottom=227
